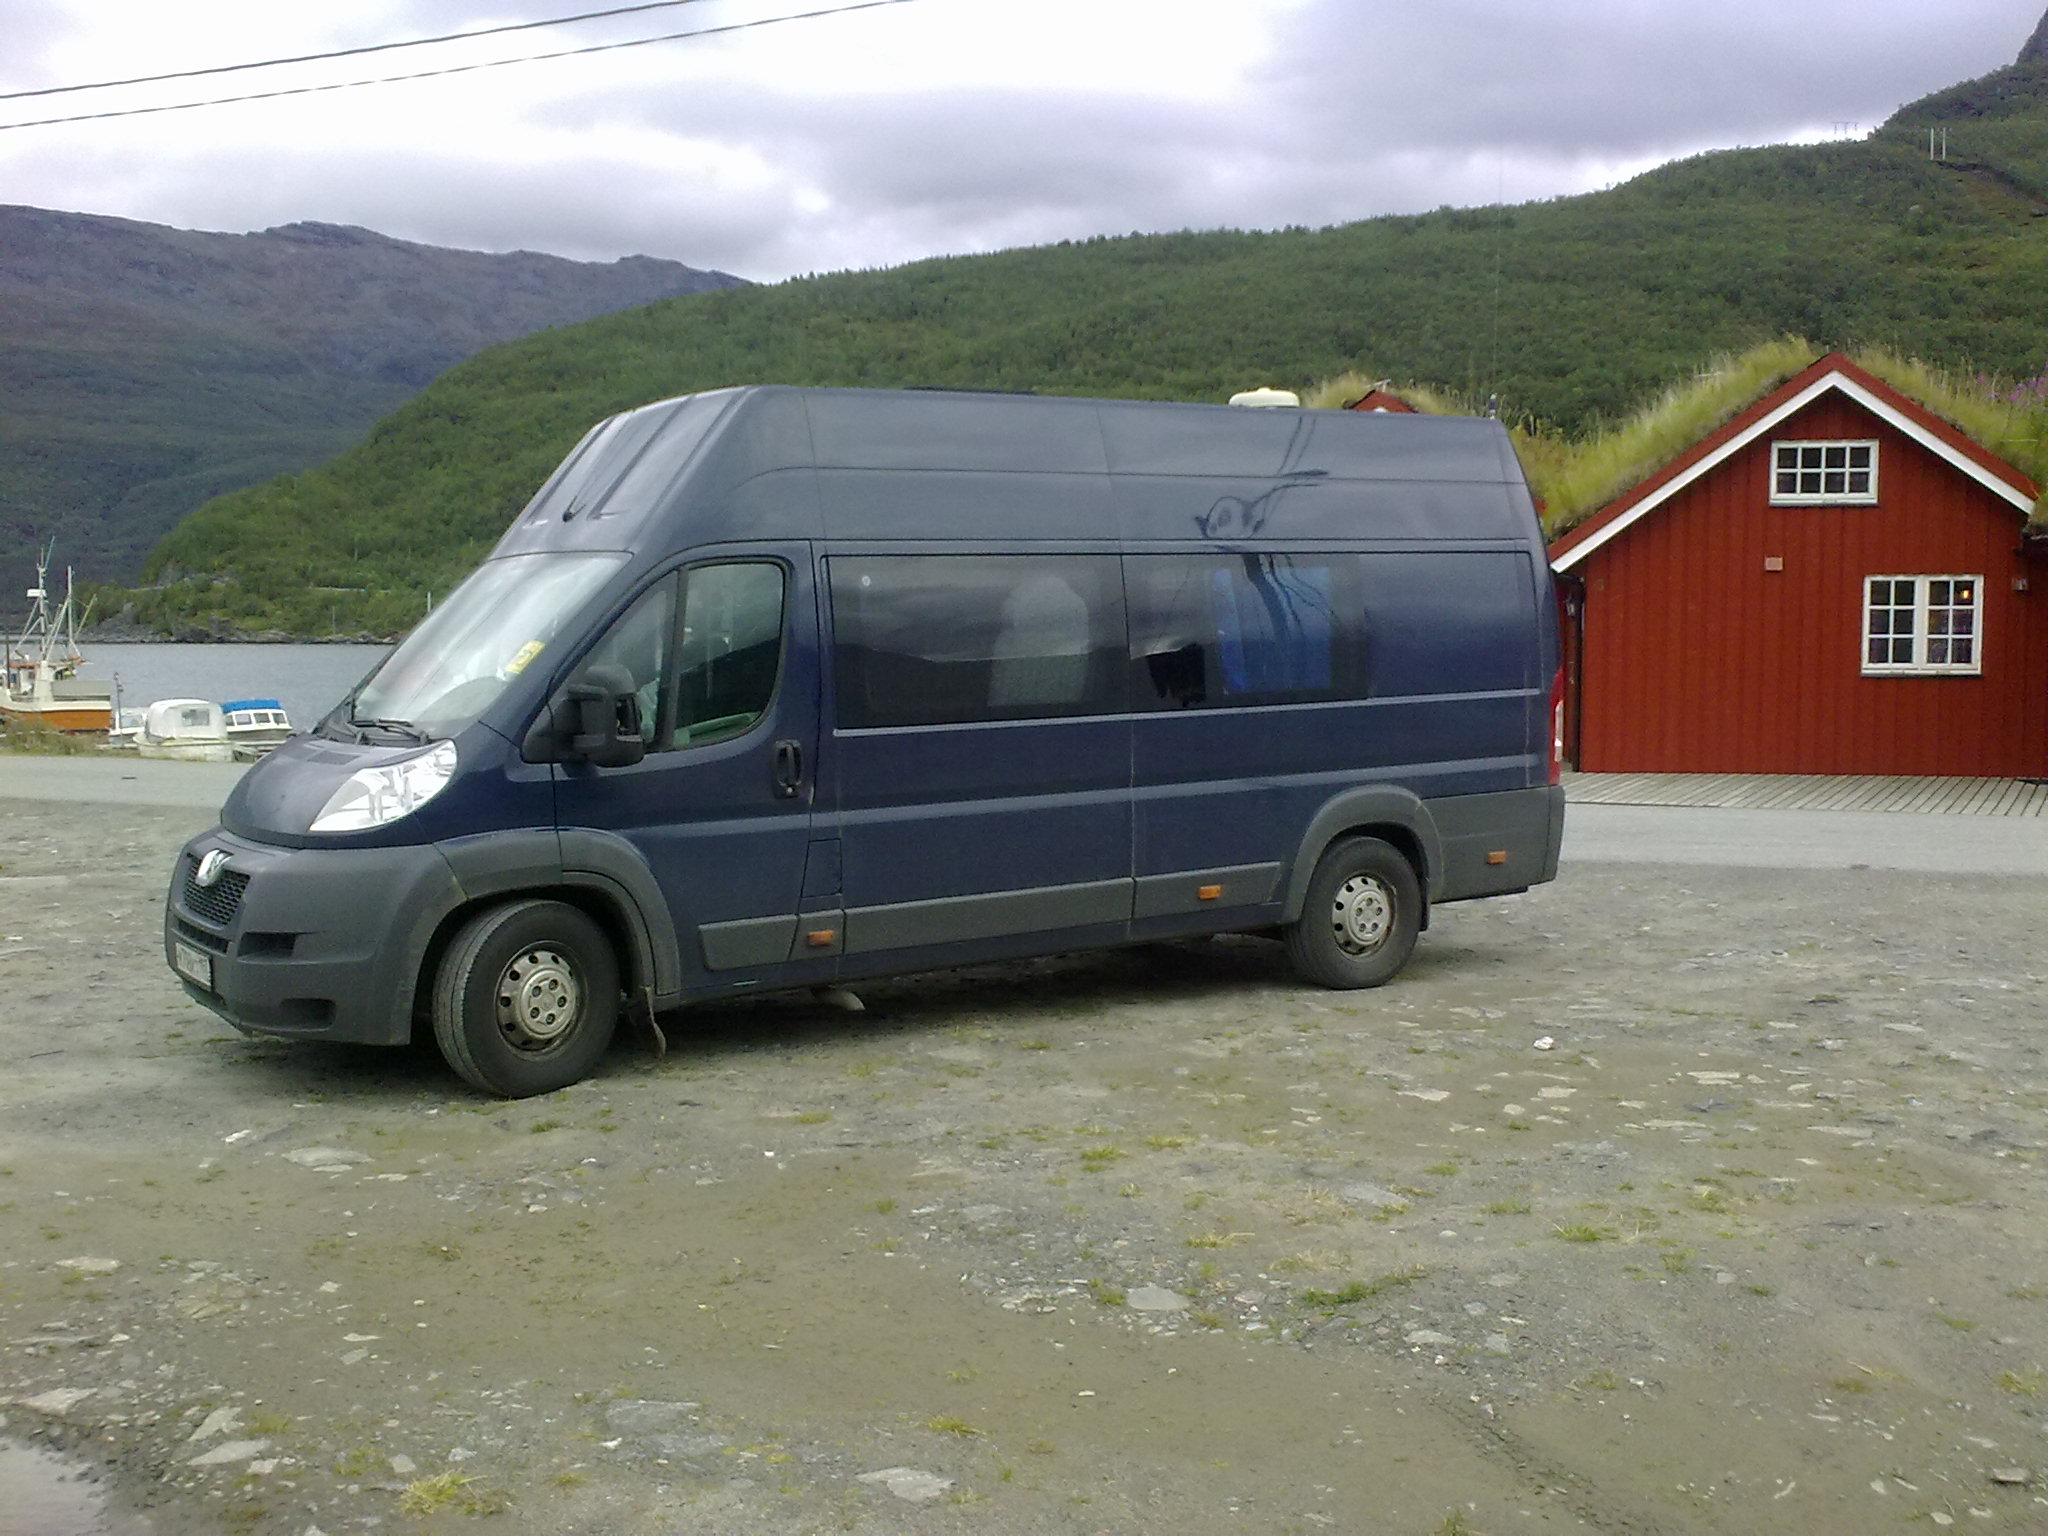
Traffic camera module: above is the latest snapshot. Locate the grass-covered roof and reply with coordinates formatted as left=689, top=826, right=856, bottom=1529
left=1312, top=341, right=2048, bottom=536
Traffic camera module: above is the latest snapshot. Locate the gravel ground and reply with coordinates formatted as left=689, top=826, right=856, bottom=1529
left=1, top=770, right=2045, bottom=1536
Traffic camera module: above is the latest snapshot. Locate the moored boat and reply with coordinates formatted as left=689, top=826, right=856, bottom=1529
left=221, top=698, right=293, bottom=759
left=107, top=706, right=147, bottom=750
left=136, top=698, right=235, bottom=761
left=2, top=550, right=112, bottom=735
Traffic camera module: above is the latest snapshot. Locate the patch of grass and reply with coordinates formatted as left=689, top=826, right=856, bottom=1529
left=1299, top=1267, right=1426, bottom=1309
left=1424, top=1162, right=1460, bottom=1178
left=1144, top=1134, right=1192, bottom=1150
left=332, top=1447, right=380, bottom=1477
left=793, top=1111, right=831, bottom=1125
left=1995, top=1369, right=2044, bottom=1398
left=871, top=1197, right=897, bottom=1214
left=1282, top=1188, right=1349, bottom=1226
left=1078, top=1145, right=1127, bottom=1169
left=1573, top=1369, right=1623, bottom=1392
left=397, top=1472, right=505, bottom=1516
left=1185, top=1231, right=1249, bottom=1249
left=1551, top=1222, right=1615, bottom=1244
left=1935, top=1313, right=1979, bottom=1331
left=923, top=1415, right=981, bottom=1436
left=1087, top=1280, right=1126, bottom=1307
left=1830, top=1376, right=1873, bottom=1394
left=1482, top=1197, right=1531, bottom=1215
left=529, top=1119, right=563, bottom=1134
left=0, top=722, right=102, bottom=755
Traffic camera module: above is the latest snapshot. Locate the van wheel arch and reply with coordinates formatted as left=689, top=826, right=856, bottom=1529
left=411, top=885, right=651, bottom=1040
left=1282, top=792, right=1438, bottom=932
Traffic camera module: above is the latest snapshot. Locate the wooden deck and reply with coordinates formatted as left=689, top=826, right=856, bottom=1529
left=1563, top=772, right=2048, bottom=816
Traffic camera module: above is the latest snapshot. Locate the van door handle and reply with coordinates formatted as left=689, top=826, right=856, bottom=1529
left=772, top=739, right=804, bottom=799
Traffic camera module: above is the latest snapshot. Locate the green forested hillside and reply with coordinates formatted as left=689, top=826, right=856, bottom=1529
left=0, top=207, right=741, bottom=613
left=124, top=62, right=2048, bottom=637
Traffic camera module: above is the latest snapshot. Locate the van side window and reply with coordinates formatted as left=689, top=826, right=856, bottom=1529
left=1126, top=553, right=1367, bottom=709
left=672, top=562, right=786, bottom=748
left=831, top=555, right=1124, bottom=728
left=579, top=573, right=677, bottom=743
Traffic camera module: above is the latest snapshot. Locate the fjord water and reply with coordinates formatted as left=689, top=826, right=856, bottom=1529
left=85, top=643, right=390, bottom=728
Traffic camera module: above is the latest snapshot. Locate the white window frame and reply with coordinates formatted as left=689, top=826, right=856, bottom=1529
left=1772, top=439, right=1878, bottom=504
left=1862, top=575, right=1982, bottom=677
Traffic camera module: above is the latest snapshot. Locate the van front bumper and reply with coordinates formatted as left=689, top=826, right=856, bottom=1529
left=164, top=830, right=463, bottom=1046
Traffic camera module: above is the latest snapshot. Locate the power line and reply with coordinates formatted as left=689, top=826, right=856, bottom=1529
left=0, top=0, right=916, bottom=132
left=0, top=0, right=718, bottom=102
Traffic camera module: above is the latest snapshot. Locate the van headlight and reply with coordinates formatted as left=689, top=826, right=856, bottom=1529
left=311, top=740, right=459, bottom=832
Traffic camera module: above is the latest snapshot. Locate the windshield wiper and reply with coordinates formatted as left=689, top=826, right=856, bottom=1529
left=348, top=715, right=430, bottom=745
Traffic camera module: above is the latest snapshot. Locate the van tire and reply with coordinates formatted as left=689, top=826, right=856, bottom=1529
left=1284, top=837, right=1421, bottom=989
left=432, top=899, right=619, bottom=1097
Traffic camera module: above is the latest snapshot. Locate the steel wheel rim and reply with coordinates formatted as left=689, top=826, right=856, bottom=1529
left=495, top=945, right=580, bottom=1051
left=1330, top=873, right=1393, bottom=956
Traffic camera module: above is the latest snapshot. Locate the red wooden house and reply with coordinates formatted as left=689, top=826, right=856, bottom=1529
left=1549, top=352, right=2048, bottom=775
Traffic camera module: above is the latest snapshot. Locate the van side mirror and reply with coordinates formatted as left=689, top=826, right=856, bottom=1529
left=525, top=662, right=646, bottom=767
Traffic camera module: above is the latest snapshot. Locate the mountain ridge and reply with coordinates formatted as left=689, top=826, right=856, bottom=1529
left=0, top=203, right=744, bottom=606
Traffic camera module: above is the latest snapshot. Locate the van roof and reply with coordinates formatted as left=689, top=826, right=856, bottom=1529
left=494, top=386, right=1537, bottom=556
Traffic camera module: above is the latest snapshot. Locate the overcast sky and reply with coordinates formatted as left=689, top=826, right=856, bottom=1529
left=1, top=0, right=2038, bottom=281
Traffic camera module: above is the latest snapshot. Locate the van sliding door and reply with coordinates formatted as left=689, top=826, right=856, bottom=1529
left=821, top=552, right=1133, bottom=965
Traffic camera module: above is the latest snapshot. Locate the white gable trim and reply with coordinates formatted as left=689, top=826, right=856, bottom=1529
left=1551, top=370, right=2035, bottom=572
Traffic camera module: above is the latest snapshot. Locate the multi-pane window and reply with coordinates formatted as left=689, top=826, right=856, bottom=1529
left=830, top=555, right=1125, bottom=728
left=1125, top=553, right=1369, bottom=709
left=1772, top=440, right=1877, bottom=504
left=1863, top=576, right=1981, bottom=675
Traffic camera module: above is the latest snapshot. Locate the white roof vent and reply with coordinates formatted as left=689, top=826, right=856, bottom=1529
left=1227, top=387, right=1300, bottom=409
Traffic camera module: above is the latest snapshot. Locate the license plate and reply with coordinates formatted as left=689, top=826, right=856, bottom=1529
left=172, top=940, right=214, bottom=992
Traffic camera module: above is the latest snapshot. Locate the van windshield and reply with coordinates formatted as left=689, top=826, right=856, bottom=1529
left=337, top=552, right=628, bottom=740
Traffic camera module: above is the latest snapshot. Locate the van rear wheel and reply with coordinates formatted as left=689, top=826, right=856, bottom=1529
left=1284, top=837, right=1421, bottom=989
left=432, top=898, right=619, bottom=1097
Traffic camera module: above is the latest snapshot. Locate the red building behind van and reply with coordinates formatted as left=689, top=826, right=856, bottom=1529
left=1550, top=353, right=2048, bottom=775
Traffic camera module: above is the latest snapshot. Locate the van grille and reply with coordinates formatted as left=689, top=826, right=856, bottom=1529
left=181, top=860, right=248, bottom=927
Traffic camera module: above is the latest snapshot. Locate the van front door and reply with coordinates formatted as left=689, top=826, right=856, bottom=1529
left=551, top=548, right=827, bottom=991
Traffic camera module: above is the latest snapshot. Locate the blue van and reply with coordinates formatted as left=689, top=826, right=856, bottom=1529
left=165, top=387, right=1565, bottom=1097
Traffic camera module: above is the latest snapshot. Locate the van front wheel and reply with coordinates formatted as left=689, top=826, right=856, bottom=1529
left=1284, top=838, right=1421, bottom=989
left=432, top=899, right=619, bottom=1097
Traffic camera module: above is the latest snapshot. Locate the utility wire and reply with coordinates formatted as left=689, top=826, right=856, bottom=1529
left=0, top=0, right=717, bottom=102
left=0, top=0, right=915, bottom=132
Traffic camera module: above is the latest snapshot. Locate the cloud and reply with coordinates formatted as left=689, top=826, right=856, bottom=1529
left=0, top=0, right=2034, bottom=279
left=1263, top=0, right=2035, bottom=156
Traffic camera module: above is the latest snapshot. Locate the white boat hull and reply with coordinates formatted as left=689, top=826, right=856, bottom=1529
left=137, top=738, right=238, bottom=762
